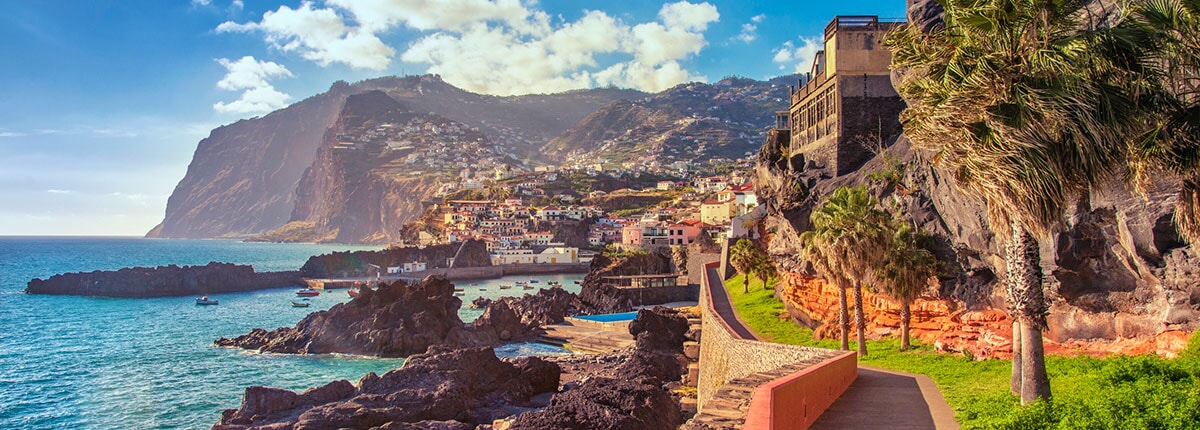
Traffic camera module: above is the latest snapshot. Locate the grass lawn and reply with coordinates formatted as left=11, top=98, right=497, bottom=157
left=723, top=274, right=1200, bottom=429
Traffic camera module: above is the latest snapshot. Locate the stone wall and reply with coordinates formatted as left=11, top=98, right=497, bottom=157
left=695, top=263, right=836, bottom=409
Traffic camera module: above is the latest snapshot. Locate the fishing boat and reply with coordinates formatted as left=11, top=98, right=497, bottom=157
left=514, top=281, right=527, bottom=286
left=529, top=279, right=539, bottom=283
left=291, top=301, right=310, bottom=307
left=195, top=296, right=219, bottom=306
left=296, top=288, right=320, bottom=297
left=454, top=292, right=465, bottom=296
left=453, top=288, right=465, bottom=292
left=573, top=280, right=582, bottom=284
left=522, top=285, right=535, bottom=290
left=499, top=285, right=513, bottom=290
left=347, top=288, right=360, bottom=298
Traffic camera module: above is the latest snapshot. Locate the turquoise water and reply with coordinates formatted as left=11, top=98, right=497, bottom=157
left=0, top=237, right=581, bottom=429
left=573, top=311, right=639, bottom=323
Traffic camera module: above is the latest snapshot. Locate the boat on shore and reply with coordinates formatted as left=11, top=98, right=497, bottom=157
left=195, top=296, right=218, bottom=306
left=296, top=288, right=320, bottom=297
left=291, top=301, right=310, bottom=307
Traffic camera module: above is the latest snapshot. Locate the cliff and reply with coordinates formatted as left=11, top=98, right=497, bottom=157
left=574, top=251, right=676, bottom=314
left=25, top=262, right=302, bottom=297
left=147, top=83, right=351, bottom=239
left=755, top=129, right=1200, bottom=356
left=149, top=75, right=638, bottom=242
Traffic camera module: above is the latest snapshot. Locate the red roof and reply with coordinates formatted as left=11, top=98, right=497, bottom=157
left=730, top=183, right=755, bottom=192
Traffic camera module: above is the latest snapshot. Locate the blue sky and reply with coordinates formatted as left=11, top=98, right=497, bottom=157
left=0, top=0, right=905, bottom=236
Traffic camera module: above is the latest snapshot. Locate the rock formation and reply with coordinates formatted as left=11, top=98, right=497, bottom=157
left=573, top=251, right=677, bottom=314
left=755, top=114, right=1200, bottom=357
left=215, top=276, right=577, bottom=356
left=298, top=240, right=491, bottom=278
left=506, top=307, right=690, bottom=430
left=24, top=262, right=301, bottom=297
left=213, top=346, right=561, bottom=429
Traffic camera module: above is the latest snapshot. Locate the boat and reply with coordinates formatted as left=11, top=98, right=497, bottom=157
left=514, top=281, right=527, bottom=286
left=573, top=280, right=582, bottom=284
left=529, top=279, right=539, bottom=283
left=347, top=288, right=360, bottom=298
left=195, top=296, right=219, bottom=306
left=453, top=288, right=465, bottom=292
left=522, top=285, right=535, bottom=290
left=296, top=288, right=320, bottom=297
left=453, top=292, right=465, bottom=296
left=499, top=285, right=513, bottom=290
left=291, top=301, right=310, bottom=307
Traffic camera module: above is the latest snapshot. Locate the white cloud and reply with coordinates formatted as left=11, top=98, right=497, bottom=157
left=191, top=0, right=212, bottom=6
left=734, top=14, right=764, bottom=43
left=231, top=0, right=243, bottom=9
left=219, top=0, right=719, bottom=95
left=773, top=36, right=823, bottom=74
left=212, top=56, right=294, bottom=114
left=658, top=1, right=719, bottom=32
left=217, top=2, right=394, bottom=70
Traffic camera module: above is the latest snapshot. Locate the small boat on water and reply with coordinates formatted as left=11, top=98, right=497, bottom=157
left=573, top=280, right=582, bottom=284
left=454, top=292, right=465, bottom=296
left=522, top=285, right=535, bottom=290
left=347, top=288, right=360, bottom=298
left=499, top=285, right=513, bottom=290
left=291, top=301, right=310, bottom=307
left=296, top=288, right=320, bottom=297
left=529, top=279, right=539, bottom=283
left=453, top=288, right=465, bottom=292
left=195, top=296, right=219, bottom=306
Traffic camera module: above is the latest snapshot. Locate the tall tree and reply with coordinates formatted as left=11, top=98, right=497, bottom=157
left=886, top=0, right=1151, bottom=403
left=799, top=186, right=891, bottom=356
left=877, top=221, right=939, bottom=350
left=729, top=238, right=759, bottom=294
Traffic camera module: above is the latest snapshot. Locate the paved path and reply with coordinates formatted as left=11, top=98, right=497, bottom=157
left=811, top=366, right=959, bottom=429
left=705, top=266, right=759, bottom=340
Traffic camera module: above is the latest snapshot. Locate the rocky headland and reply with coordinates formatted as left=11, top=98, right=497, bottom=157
left=299, top=240, right=492, bottom=278
left=573, top=251, right=678, bottom=315
left=24, top=262, right=301, bottom=298
left=213, top=307, right=691, bottom=430
left=215, top=276, right=575, bottom=356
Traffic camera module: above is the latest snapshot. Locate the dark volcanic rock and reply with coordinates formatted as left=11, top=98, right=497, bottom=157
left=214, top=346, right=560, bottom=429
left=24, top=262, right=301, bottom=297
left=215, top=277, right=579, bottom=356
left=508, top=307, right=688, bottom=430
left=574, top=252, right=674, bottom=314
left=469, top=296, right=493, bottom=309
left=299, top=240, right=491, bottom=278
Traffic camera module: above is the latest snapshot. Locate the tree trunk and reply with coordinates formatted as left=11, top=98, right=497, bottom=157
left=854, top=285, right=867, bottom=357
left=1010, top=319, right=1022, bottom=396
left=1020, top=316, right=1051, bottom=404
left=900, top=299, right=911, bottom=350
left=743, top=274, right=749, bottom=294
left=1005, top=220, right=1051, bottom=404
left=838, top=286, right=849, bottom=351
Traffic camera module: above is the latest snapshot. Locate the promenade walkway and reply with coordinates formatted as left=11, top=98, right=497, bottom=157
left=811, top=366, right=959, bottom=429
left=704, top=265, right=958, bottom=429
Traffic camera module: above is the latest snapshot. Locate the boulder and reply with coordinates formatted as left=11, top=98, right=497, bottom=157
left=25, top=262, right=301, bottom=297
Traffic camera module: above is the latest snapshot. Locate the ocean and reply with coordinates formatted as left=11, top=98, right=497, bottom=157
left=0, top=237, right=581, bottom=429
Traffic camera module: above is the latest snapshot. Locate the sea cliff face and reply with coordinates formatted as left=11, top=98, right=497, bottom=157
left=25, top=262, right=301, bottom=297
left=755, top=128, right=1200, bottom=355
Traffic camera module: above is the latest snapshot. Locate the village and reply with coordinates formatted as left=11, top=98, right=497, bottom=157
left=405, top=167, right=760, bottom=269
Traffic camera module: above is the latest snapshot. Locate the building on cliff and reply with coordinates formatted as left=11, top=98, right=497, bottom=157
left=788, top=16, right=906, bottom=176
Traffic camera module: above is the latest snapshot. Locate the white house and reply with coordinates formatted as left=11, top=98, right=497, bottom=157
left=535, top=247, right=579, bottom=264
left=491, top=249, right=536, bottom=265
left=402, top=261, right=427, bottom=272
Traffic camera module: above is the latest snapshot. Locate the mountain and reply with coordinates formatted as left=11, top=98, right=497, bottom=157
left=542, top=75, right=800, bottom=168
left=148, top=76, right=640, bottom=240
left=149, top=74, right=796, bottom=243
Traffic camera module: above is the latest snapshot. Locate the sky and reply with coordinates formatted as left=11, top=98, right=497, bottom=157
left=0, top=0, right=906, bottom=236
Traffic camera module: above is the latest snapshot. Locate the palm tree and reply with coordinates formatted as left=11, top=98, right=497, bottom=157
left=1126, top=0, right=1200, bottom=242
left=729, top=238, right=759, bottom=294
left=752, top=251, right=778, bottom=290
left=886, top=0, right=1152, bottom=403
left=877, top=221, right=938, bottom=350
left=799, top=186, right=891, bottom=356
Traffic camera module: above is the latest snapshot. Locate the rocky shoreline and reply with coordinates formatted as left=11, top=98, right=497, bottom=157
left=214, top=307, right=690, bottom=429
left=24, top=262, right=301, bottom=298
left=215, top=277, right=576, bottom=356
